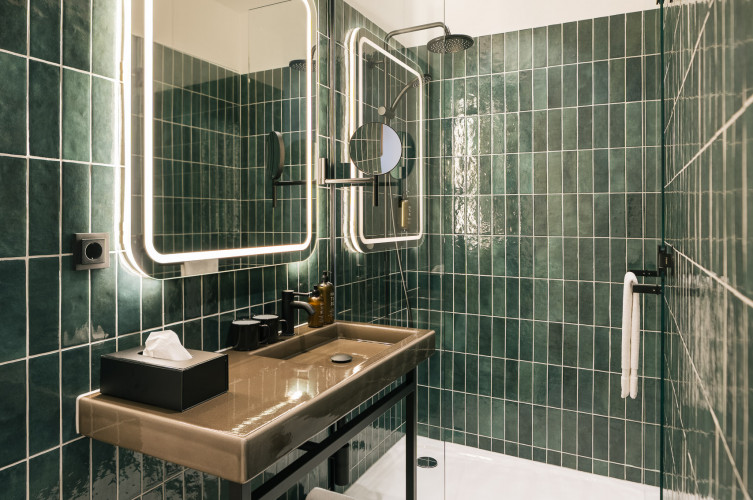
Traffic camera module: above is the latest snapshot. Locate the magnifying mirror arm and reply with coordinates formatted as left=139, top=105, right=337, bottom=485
left=317, top=158, right=382, bottom=207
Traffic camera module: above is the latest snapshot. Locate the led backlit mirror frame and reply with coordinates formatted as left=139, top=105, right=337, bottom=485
left=344, top=29, right=425, bottom=253
left=123, top=0, right=316, bottom=270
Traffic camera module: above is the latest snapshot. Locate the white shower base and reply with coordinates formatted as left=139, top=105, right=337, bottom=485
left=345, top=437, right=660, bottom=500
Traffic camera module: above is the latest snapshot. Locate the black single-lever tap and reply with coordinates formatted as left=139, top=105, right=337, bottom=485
left=281, top=290, right=316, bottom=336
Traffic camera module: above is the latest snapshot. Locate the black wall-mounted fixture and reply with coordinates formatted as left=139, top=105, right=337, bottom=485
left=628, top=245, right=674, bottom=295
left=74, top=233, right=110, bottom=270
left=267, top=131, right=306, bottom=208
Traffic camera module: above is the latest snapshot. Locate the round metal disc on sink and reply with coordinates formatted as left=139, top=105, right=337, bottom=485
left=331, top=353, right=353, bottom=364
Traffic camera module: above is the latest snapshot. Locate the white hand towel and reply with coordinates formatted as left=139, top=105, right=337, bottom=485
left=621, top=273, right=639, bottom=399
left=142, top=330, right=193, bottom=361
left=629, top=293, right=641, bottom=399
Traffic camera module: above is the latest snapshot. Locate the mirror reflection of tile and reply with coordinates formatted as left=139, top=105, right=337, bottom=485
left=150, top=43, right=309, bottom=255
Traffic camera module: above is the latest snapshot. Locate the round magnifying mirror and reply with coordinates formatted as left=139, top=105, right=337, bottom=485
left=390, top=131, right=415, bottom=180
left=348, top=122, right=402, bottom=176
left=266, top=131, right=284, bottom=181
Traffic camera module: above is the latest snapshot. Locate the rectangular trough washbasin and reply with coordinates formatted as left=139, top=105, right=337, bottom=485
left=77, top=321, right=435, bottom=484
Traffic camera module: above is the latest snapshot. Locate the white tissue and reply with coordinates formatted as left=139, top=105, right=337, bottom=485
left=142, top=330, right=192, bottom=361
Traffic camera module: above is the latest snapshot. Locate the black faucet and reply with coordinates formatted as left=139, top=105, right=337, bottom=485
left=281, top=290, right=316, bottom=336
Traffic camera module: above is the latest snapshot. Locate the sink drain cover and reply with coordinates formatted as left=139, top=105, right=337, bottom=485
left=418, top=456, right=438, bottom=468
left=331, top=353, right=353, bottom=363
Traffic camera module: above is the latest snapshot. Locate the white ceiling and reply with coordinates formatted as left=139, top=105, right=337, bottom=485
left=346, top=0, right=658, bottom=47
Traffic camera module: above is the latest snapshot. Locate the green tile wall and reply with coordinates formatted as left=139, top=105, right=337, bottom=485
left=407, top=10, right=663, bottom=486
left=0, top=0, right=405, bottom=498
left=663, top=0, right=753, bottom=498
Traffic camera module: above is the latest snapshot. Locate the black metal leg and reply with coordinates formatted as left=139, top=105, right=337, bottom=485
left=229, top=480, right=252, bottom=500
left=406, top=369, right=417, bottom=500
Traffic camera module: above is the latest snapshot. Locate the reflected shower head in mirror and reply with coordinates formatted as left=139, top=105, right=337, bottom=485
left=379, top=74, right=431, bottom=121
left=288, top=45, right=317, bottom=72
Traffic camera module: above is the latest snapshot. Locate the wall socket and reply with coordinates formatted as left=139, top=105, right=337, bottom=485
left=74, top=233, right=110, bottom=270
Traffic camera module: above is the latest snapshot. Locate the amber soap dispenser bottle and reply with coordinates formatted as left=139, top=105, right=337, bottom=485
left=319, top=271, right=335, bottom=324
left=307, top=287, right=325, bottom=328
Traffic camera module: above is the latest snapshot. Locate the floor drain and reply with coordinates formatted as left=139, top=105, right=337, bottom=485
left=417, top=456, right=438, bottom=468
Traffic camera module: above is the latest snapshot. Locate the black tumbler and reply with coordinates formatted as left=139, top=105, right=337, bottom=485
left=252, top=314, right=288, bottom=343
left=232, top=319, right=270, bottom=351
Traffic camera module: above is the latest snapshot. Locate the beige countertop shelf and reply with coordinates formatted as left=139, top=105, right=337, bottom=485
left=77, top=321, right=435, bottom=484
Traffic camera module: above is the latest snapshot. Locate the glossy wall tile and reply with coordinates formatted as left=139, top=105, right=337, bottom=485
left=663, top=0, right=753, bottom=498
left=0, top=0, right=405, bottom=498
left=410, top=9, right=664, bottom=486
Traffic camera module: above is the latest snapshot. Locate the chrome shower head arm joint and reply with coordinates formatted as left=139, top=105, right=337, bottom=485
left=384, top=22, right=451, bottom=47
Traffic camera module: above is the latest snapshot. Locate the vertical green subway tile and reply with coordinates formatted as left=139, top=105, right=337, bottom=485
left=29, top=354, right=60, bottom=454
left=0, top=156, right=27, bottom=257
left=92, top=263, right=116, bottom=340
left=62, top=69, right=91, bottom=162
left=142, top=277, right=163, bottom=331
left=29, top=60, right=61, bottom=158
left=117, top=255, right=141, bottom=335
left=609, top=14, right=625, bottom=58
left=548, top=24, right=562, bottom=66
left=0, top=0, right=27, bottom=54
left=547, top=66, right=562, bottom=109
left=491, top=33, right=504, bottom=73
left=61, top=255, right=90, bottom=347
left=62, top=161, right=90, bottom=237
left=29, top=257, right=60, bottom=355
left=62, top=438, right=90, bottom=499
left=478, top=35, right=492, bottom=75
left=562, top=64, right=577, bottom=107
left=0, top=260, right=26, bottom=363
left=92, top=77, right=117, bottom=164
left=625, top=11, right=642, bottom=57
left=533, top=27, right=547, bottom=68
left=577, top=19, right=592, bottom=62
left=519, top=29, right=532, bottom=70
left=593, top=60, right=609, bottom=104
left=609, top=104, right=625, bottom=147
left=577, top=63, right=593, bottom=106
left=92, top=0, right=118, bottom=78
left=0, top=361, right=26, bottom=467
left=593, top=17, right=609, bottom=61
left=562, top=22, right=577, bottom=64
left=30, top=0, right=61, bottom=62
left=504, top=31, right=518, bottom=72
left=533, top=69, right=547, bottom=110
left=30, top=448, right=60, bottom=499
left=0, top=52, right=27, bottom=155
left=63, top=0, right=91, bottom=71
left=609, top=57, right=626, bottom=103
left=625, top=57, right=643, bottom=102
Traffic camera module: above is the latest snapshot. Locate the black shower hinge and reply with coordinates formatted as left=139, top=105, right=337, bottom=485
left=634, top=284, right=662, bottom=295
left=657, top=245, right=674, bottom=275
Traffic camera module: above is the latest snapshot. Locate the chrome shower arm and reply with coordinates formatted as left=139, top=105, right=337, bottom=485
left=384, top=22, right=451, bottom=46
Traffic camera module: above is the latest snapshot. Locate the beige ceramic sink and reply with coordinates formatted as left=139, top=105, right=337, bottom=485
left=77, top=321, right=435, bottom=484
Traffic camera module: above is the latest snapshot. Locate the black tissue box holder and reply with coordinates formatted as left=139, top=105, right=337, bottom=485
left=100, top=347, right=228, bottom=411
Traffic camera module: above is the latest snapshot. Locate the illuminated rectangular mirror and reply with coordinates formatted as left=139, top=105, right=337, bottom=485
left=124, top=0, right=317, bottom=278
left=344, top=28, right=425, bottom=253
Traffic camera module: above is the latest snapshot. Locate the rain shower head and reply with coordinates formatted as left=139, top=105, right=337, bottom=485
left=288, top=45, right=317, bottom=72
left=427, top=33, right=475, bottom=54
left=288, top=59, right=307, bottom=71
